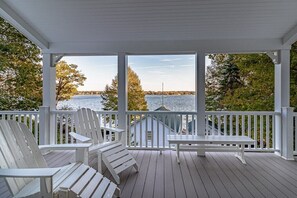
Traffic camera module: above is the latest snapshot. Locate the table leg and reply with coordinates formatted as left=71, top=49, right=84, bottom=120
left=235, top=143, right=246, bottom=164
left=176, top=143, right=180, bottom=164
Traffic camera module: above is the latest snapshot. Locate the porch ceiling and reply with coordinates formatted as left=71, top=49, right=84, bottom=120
left=1, top=0, right=297, bottom=53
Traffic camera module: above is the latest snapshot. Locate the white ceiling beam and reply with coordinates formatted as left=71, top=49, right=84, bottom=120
left=0, top=0, right=49, bottom=49
left=43, top=38, right=282, bottom=55
left=282, top=23, right=297, bottom=46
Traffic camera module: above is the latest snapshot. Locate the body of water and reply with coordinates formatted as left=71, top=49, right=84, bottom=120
left=57, top=95, right=195, bottom=111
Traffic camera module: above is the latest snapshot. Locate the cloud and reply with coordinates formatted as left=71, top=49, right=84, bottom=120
left=148, top=71, right=165, bottom=74
left=160, top=58, right=182, bottom=62
left=179, top=64, right=193, bottom=67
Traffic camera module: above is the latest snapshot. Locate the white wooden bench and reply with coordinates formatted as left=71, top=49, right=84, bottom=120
left=168, top=135, right=254, bottom=164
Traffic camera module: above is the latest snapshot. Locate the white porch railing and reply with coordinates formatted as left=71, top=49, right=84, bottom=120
left=127, top=111, right=278, bottom=151
left=51, top=110, right=118, bottom=144
left=0, top=110, right=282, bottom=152
left=0, top=111, right=40, bottom=143
left=206, top=111, right=277, bottom=151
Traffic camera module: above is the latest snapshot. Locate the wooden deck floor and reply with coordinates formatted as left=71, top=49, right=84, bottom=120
left=1, top=151, right=297, bottom=198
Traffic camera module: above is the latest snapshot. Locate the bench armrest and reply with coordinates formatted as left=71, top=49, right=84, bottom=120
left=69, top=132, right=92, bottom=143
left=0, top=167, right=60, bottom=178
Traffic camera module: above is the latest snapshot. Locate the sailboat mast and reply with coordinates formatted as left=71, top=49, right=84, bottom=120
left=161, top=82, right=164, bottom=106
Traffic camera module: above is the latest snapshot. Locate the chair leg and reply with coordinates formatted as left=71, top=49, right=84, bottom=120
left=114, top=187, right=121, bottom=198
left=98, top=152, right=102, bottom=173
left=133, top=163, right=139, bottom=172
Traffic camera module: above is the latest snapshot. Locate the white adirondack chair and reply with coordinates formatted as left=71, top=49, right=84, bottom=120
left=70, top=108, right=138, bottom=184
left=0, top=120, right=120, bottom=198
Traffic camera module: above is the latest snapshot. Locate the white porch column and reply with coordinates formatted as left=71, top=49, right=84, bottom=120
left=195, top=53, right=206, bottom=155
left=281, top=107, right=294, bottom=160
left=274, top=49, right=293, bottom=159
left=195, top=53, right=206, bottom=135
left=39, top=53, right=56, bottom=145
left=117, top=52, right=128, bottom=146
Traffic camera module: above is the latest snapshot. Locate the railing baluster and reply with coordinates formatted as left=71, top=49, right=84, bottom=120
left=248, top=115, right=251, bottom=149
left=140, top=114, right=143, bottom=148
left=103, top=114, right=107, bottom=142
left=157, top=115, right=160, bottom=149
left=133, top=114, right=137, bottom=148
left=224, top=115, right=227, bottom=136
left=29, top=114, right=33, bottom=134
left=59, top=114, right=63, bottom=144
left=151, top=114, right=154, bottom=148
left=128, top=114, right=131, bottom=147
left=65, top=114, right=69, bottom=143
left=205, top=115, right=209, bottom=136
left=174, top=114, right=177, bottom=135
left=254, top=115, right=258, bottom=149
left=211, top=115, right=214, bottom=136
left=293, top=116, right=297, bottom=151
left=70, top=113, right=74, bottom=143
left=236, top=115, right=239, bottom=136
left=191, top=114, right=194, bottom=137
left=241, top=115, right=245, bottom=136
left=145, top=114, right=148, bottom=148
left=272, top=114, right=275, bottom=150
left=186, top=114, right=189, bottom=135
left=260, top=115, right=263, bottom=149
left=218, top=115, right=221, bottom=136
left=266, top=115, right=269, bottom=149
left=229, top=114, right=233, bottom=136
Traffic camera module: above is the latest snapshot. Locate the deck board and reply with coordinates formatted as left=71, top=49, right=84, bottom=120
left=211, top=153, right=255, bottom=198
left=1, top=150, right=297, bottom=198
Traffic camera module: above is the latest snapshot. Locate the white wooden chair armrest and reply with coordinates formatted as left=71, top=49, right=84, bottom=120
left=0, top=167, right=60, bottom=178
left=39, top=143, right=92, bottom=164
left=69, top=132, right=92, bottom=142
left=38, top=143, right=92, bottom=150
left=0, top=167, right=60, bottom=197
left=101, top=127, right=125, bottom=133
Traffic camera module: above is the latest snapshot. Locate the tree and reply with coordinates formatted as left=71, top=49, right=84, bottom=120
left=0, top=18, right=87, bottom=110
left=56, top=61, right=86, bottom=102
left=290, top=42, right=297, bottom=110
left=101, top=66, right=148, bottom=111
left=206, top=54, right=243, bottom=110
left=0, top=18, right=42, bottom=110
left=206, top=53, right=279, bottom=111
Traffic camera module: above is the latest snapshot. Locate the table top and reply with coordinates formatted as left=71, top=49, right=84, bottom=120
left=168, top=135, right=254, bottom=144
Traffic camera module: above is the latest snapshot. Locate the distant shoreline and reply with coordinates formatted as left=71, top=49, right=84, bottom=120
left=77, top=91, right=195, bottom=96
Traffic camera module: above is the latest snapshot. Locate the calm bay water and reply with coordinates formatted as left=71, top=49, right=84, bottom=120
left=57, top=95, right=195, bottom=111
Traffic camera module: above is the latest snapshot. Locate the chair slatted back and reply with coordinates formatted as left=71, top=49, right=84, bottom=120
left=0, top=120, right=47, bottom=196
left=74, top=108, right=104, bottom=144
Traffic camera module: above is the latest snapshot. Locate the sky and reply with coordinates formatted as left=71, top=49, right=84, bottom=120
left=62, top=55, right=211, bottom=91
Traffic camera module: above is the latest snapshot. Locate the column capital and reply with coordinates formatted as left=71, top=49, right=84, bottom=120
left=41, top=52, right=64, bottom=67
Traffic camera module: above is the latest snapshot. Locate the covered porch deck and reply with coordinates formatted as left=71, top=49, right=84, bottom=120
left=1, top=150, right=297, bottom=198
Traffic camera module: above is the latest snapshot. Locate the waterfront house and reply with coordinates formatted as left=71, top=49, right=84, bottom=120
left=1, top=1, right=297, bottom=197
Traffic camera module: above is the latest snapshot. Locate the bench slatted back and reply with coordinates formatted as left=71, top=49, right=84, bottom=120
left=75, top=108, right=103, bottom=144
left=0, top=120, right=47, bottom=196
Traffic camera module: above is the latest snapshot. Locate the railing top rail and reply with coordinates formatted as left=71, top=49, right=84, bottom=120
left=0, top=110, right=280, bottom=116
left=51, top=110, right=118, bottom=114
left=206, top=111, right=279, bottom=115
left=127, top=111, right=197, bottom=115
left=0, top=111, right=39, bottom=114
left=127, top=111, right=279, bottom=115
